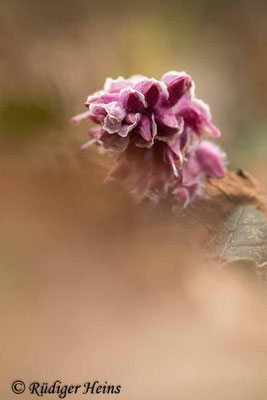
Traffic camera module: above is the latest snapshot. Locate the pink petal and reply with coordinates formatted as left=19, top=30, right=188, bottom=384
left=134, top=80, right=160, bottom=108
left=182, top=153, right=201, bottom=186
left=71, top=111, right=93, bottom=124
left=195, top=141, right=225, bottom=178
left=167, top=75, right=192, bottom=106
left=104, top=77, right=134, bottom=93
left=121, top=89, right=147, bottom=113
left=118, top=113, right=141, bottom=137
left=138, top=115, right=152, bottom=141
left=155, top=112, right=182, bottom=135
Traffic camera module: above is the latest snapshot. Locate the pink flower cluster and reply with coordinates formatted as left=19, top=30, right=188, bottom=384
left=72, top=71, right=225, bottom=205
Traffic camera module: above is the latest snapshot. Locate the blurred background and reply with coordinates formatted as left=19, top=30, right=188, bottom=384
left=1, top=1, right=267, bottom=399
left=1, top=0, right=267, bottom=175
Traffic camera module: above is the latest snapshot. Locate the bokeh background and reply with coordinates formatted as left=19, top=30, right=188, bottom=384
left=1, top=1, right=267, bottom=399
left=1, top=0, right=267, bottom=176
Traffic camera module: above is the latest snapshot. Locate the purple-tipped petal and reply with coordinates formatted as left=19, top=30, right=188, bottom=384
left=137, top=115, right=152, bottom=141
left=167, top=75, right=192, bottom=107
left=195, top=141, right=225, bottom=178
left=122, top=89, right=147, bottom=113
left=135, top=115, right=157, bottom=148
left=176, top=92, right=220, bottom=138
left=155, top=112, right=182, bottom=135
left=135, top=80, right=160, bottom=108
left=161, top=71, right=187, bottom=85
left=179, top=108, right=199, bottom=132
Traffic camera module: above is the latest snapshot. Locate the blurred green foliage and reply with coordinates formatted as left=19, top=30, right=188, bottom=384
left=0, top=95, right=63, bottom=139
left=231, top=122, right=267, bottom=164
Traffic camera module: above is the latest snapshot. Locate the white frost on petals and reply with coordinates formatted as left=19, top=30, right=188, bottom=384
left=119, top=87, right=148, bottom=108
left=73, top=71, right=224, bottom=206
left=156, top=116, right=184, bottom=143
left=104, top=76, right=135, bottom=92
left=161, top=70, right=188, bottom=84
left=90, top=101, right=126, bottom=122
left=117, top=113, right=142, bottom=137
